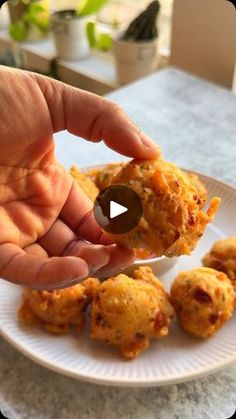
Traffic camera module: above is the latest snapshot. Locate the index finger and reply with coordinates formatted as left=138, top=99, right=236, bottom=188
left=35, top=74, right=160, bottom=159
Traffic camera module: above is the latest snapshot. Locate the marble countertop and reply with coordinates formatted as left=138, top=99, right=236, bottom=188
left=1, top=67, right=236, bottom=419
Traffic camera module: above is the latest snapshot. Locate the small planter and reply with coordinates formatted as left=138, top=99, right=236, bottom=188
left=0, top=4, right=10, bottom=30
left=8, top=2, right=28, bottom=24
left=113, top=32, right=159, bottom=85
left=51, top=10, right=90, bottom=61
left=8, top=1, right=50, bottom=43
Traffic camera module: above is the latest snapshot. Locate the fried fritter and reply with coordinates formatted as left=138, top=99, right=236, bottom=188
left=202, top=236, right=236, bottom=300
left=187, top=173, right=207, bottom=209
left=133, top=248, right=155, bottom=260
left=109, top=158, right=220, bottom=257
left=18, top=278, right=100, bottom=334
left=70, top=165, right=99, bottom=201
left=171, top=267, right=234, bottom=338
left=90, top=266, right=174, bottom=359
left=94, top=162, right=124, bottom=191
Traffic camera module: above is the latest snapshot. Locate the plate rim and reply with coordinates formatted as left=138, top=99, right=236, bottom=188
left=1, top=167, right=236, bottom=387
left=1, top=311, right=236, bottom=387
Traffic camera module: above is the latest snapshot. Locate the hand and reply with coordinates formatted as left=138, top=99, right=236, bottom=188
left=0, top=66, right=159, bottom=289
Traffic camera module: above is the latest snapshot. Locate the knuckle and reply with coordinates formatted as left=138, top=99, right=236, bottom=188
left=107, top=100, right=123, bottom=118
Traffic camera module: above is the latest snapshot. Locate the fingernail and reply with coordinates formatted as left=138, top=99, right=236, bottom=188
left=140, top=132, right=160, bottom=151
left=89, top=263, right=108, bottom=277
left=44, top=277, right=87, bottom=290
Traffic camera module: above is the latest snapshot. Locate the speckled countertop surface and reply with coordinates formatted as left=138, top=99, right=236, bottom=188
left=1, top=68, right=236, bottom=419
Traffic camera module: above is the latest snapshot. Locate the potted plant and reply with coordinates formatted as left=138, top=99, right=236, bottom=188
left=8, top=0, right=28, bottom=25
left=112, top=0, right=161, bottom=85
left=51, top=0, right=109, bottom=61
left=8, top=0, right=50, bottom=42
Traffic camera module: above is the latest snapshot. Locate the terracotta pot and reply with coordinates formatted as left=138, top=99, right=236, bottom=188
left=51, top=9, right=90, bottom=61
left=113, top=32, right=159, bottom=85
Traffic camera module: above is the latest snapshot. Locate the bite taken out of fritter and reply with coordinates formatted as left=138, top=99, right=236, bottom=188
left=90, top=266, right=174, bottom=359
left=108, top=158, right=220, bottom=258
left=171, top=267, right=234, bottom=338
left=202, top=236, right=236, bottom=298
left=18, top=278, right=100, bottom=335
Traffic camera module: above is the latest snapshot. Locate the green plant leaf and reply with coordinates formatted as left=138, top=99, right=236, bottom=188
left=9, top=21, right=27, bottom=41
left=96, top=32, right=112, bottom=51
left=24, top=3, right=50, bottom=33
left=86, top=21, right=97, bottom=48
left=78, top=0, right=109, bottom=17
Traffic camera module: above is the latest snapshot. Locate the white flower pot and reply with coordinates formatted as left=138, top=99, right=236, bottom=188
left=0, top=4, right=10, bottom=30
left=113, top=32, right=159, bottom=85
left=51, top=10, right=90, bottom=61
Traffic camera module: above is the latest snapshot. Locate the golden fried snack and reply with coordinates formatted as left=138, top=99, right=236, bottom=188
left=94, top=162, right=124, bottom=191
left=70, top=165, right=99, bottom=201
left=18, top=278, right=100, bottom=334
left=90, top=266, right=174, bottom=359
left=171, top=267, right=234, bottom=338
left=133, top=248, right=154, bottom=260
left=202, top=237, right=236, bottom=296
left=109, top=158, right=220, bottom=257
left=187, top=173, right=207, bottom=209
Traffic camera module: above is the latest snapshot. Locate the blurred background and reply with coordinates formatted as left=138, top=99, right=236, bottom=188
left=0, top=0, right=235, bottom=95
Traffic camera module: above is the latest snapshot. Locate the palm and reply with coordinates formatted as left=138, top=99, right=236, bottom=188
left=0, top=160, right=72, bottom=248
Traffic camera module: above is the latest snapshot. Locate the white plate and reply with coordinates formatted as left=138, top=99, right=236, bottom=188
left=0, top=172, right=236, bottom=387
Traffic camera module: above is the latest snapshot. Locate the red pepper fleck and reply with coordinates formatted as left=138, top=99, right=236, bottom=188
left=95, top=313, right=104, bottom=326
left=188, top=214, right=195, bottom=226
left=194, top=288, right=213, bottom=303
left=193, top=195, right=202, bottom=205
left=135, top=332, right=145, bottom=340
left=209, top=313, right=218, bottom=324
left=155, top=312, right=166, bottom=328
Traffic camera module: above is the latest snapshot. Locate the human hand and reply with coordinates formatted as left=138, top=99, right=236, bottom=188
left=0, top=66, right=159, bottom=289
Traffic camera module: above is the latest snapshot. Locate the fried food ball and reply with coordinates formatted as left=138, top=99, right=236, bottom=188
left=202, top=237, right=236, bottom=296
left=93, top=162, right=124, bottom=191
left=171, top=267, right=234, bottom=338
left=109, top=158, right=220, bottom=257
left=70, top=165, right=99, bottom=201
left=90, top=266, right=174, bottom=359
left=18, top=278, right=100, bottom=334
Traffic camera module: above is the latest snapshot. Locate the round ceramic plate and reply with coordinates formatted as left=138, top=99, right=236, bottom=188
left=0, top=171, right=236, bottom=387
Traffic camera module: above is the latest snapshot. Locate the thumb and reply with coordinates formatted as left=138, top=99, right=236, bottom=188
left=34, top=73, right=160, bottom=159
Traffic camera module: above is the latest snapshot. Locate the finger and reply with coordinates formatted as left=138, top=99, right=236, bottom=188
left=34, top=73, right=160, bottom=159
left=38, top=219, right=110, bottom=271
left=62, top=240, right=111, bottom=273
left=60, top=181, right=112, bottom=245
left=0, top=243, right=89, bottom=290
left=38, top=218, right=77, bottom=255
left=24, top=243, right=48, bottom=258
left=93, top=245, right=135, bottom=279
